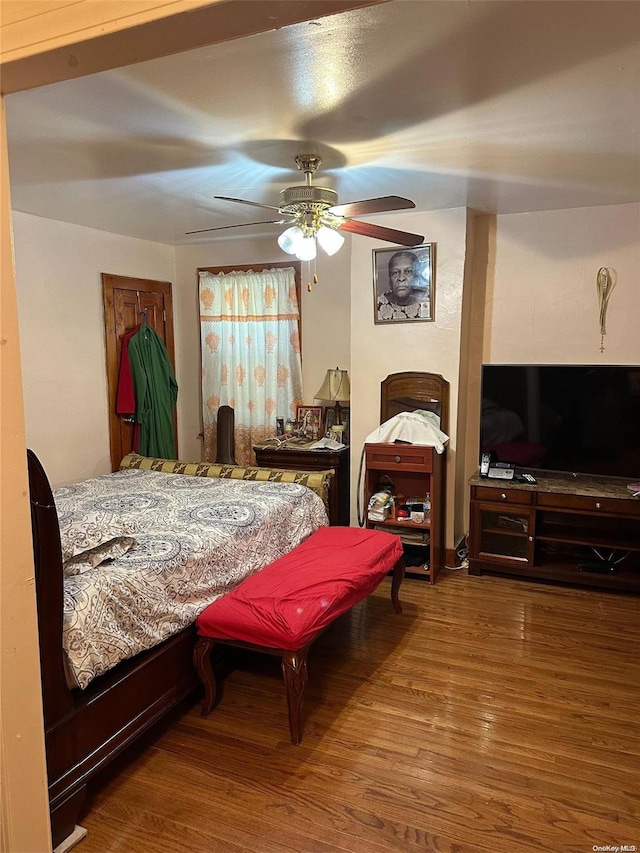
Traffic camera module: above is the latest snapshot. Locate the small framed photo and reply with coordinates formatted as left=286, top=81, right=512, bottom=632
left=323, top=406, right=349, bottom=444
left=373, top=243, right=435, bottom=324
left=296, top=405, right=323, bottom=439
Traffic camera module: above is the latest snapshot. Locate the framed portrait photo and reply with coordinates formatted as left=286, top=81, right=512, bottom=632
left=373, top=243, right=435, bottom=324
left=323, top=406, right=349, bottom=444
left=296, top=405, right=323, bottom=440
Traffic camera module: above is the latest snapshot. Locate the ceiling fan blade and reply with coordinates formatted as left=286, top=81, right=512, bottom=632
left=339, top=219, right=424, bottom=247
left=329, top=196, right=415, bottom=218
left=214, top=195, right=281, bottom=212
left=186, top=219, right=285, bottom=235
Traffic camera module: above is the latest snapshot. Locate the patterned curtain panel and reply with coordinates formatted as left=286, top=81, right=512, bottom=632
left=199, top=267, right=303, bottom=465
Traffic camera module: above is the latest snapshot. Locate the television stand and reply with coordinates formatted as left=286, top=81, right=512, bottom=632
left=468, top=472, right=640, bottom=592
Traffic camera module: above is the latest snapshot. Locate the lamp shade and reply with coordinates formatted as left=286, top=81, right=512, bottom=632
left=316, top=225, right=345, bottom=256
left=296, top=235, right=317, bottom=261
left=278, top=225, right=304, bottom=255
left=315, top=368, right=350, bottom=403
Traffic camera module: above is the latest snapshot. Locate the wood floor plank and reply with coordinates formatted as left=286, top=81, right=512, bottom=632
left=92, top=749, right=427, bottom=853
left=77, top=571, right=640, bottom=852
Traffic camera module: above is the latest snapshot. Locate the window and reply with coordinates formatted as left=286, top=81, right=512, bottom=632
left=199, top=263, right=302, bottom=464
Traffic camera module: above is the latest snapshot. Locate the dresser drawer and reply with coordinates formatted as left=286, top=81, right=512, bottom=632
left=365, top=443, right=434, bottom=473
left=473, top=486, right=534, bottom=506
left=537, top=492, right=640, bottom=516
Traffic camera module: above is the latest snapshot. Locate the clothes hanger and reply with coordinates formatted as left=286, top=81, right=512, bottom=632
left=136, top=291, right=149, bottom=325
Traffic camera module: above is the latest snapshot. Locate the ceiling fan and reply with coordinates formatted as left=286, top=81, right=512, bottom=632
left=186, top=155, right=424, bottom=260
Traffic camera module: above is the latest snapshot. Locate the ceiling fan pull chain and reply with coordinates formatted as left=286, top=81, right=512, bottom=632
left=305, top=260, right=319, bottom=293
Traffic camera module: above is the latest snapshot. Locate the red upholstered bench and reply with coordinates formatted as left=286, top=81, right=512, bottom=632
left=193, top=527, right=405, bottom=744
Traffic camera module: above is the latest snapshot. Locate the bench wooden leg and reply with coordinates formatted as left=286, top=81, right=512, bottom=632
left=391, top=556, right=405, bottom=613
left=281, top=647, right=309, bottom=745
left=193, top=636, right=218, bottom=716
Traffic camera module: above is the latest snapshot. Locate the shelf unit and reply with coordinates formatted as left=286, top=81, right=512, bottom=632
left=365, top=442, right=445, bottom=583
left=469, top=474, right=640, bottom=592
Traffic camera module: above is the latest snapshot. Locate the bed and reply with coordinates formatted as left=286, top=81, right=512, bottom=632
left=28, top=439, right=333, bottom=846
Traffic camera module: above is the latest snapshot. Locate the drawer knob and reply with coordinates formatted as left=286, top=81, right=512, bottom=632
left=501, top=492, right=507, bottom=500
left=394, top=455, right=401, bottom=463
left=595, top=501, right=601, bottom=509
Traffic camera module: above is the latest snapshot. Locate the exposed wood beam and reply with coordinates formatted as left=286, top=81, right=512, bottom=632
left=1, top=0, right=387, bottom=94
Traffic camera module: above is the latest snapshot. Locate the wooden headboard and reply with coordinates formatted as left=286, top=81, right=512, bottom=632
left=380, top=372, right=450, bottom=433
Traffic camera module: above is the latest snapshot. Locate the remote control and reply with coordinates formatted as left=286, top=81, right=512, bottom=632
left=521, top=473, right=537, bottom=484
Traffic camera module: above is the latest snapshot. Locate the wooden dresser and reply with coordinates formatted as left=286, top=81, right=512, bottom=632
left=253, top=443, right=350, bottom=526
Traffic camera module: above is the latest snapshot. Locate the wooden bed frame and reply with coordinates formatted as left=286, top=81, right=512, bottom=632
left=27, top=407, right=246, bottom=847
left=28, top=449, right=200, bottom=848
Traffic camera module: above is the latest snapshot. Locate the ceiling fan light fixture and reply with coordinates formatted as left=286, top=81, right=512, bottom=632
left=278, top=225, right=304, bottom=255
left=194, top=156, right=421, bottom=251
left=316, top=225, right=345, bottom=256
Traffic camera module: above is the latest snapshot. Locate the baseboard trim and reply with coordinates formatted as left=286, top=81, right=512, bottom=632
left=54, top=825, right=87, bottom=853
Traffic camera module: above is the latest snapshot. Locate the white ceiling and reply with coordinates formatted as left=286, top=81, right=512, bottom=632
left=5, top=0, right=640, bottom=246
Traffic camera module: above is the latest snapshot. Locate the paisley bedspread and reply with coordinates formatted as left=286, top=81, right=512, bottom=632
left=54, top=468, right=328, bottom=689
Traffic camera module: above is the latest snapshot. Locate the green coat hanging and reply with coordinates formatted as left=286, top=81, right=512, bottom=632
left=128, top=324, right=178, bottom=458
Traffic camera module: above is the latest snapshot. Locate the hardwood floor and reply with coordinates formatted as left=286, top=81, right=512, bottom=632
left=78, top=570, right=639, bottom=853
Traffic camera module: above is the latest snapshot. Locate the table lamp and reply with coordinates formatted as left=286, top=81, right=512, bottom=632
left=315, top=368, right=350, bottom=430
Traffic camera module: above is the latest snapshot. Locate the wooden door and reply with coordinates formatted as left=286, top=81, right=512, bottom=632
left=102, top=273, right=176, bottom=470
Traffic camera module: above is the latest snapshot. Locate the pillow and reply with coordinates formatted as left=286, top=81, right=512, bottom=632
left=119, top=453, right=333, bottom=511
left=63, top=536, right=137, bottom=576
left=58, top=511, right=132, bottom=561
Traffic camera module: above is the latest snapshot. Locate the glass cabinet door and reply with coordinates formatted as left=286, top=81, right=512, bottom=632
left=474, top=504, right=534, bottom=565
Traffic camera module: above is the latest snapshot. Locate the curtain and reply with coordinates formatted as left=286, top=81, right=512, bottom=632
left=199, top=267, right=303, bottom=465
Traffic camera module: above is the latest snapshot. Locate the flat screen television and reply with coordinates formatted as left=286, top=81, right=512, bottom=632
left=480, top=364, right=640, bottom=480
